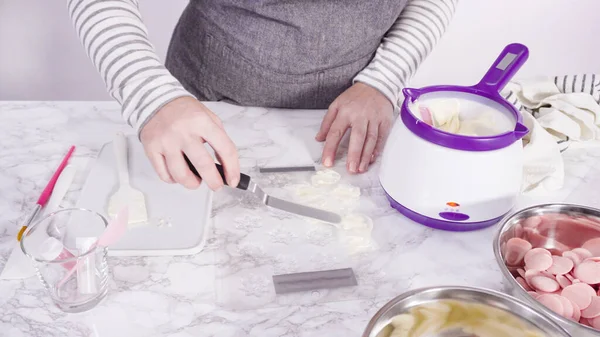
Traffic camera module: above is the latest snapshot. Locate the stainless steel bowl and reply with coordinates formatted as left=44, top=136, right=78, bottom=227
left=362, top=286, right=570, bottom=337
left=494, top=203, right=600, bottom=337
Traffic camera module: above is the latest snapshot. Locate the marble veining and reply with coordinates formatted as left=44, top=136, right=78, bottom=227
left=0, top=101, right=599, bottom=337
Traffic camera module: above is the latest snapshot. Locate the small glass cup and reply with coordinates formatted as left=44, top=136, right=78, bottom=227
left=20, top=208, right=109, bottom=313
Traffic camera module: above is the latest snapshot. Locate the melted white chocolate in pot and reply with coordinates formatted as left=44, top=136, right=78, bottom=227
left=384, top=299, right=546, bottom=337
left=408, top=97, right=514, bottom=137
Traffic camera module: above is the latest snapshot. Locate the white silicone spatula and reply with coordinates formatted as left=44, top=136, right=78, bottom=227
left=107, top=132, right=148, bottom=226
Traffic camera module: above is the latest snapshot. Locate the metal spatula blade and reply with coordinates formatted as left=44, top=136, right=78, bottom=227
left=184, top=155, right=342, bottom=224
left=107, top=133, right=148, bottom=225
left=265, top=195, right=342, bottom=224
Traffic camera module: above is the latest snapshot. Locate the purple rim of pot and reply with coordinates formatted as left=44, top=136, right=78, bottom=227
left=401, top=85, right=529, bottom=152
left=383, top=188, right=505, bottom=232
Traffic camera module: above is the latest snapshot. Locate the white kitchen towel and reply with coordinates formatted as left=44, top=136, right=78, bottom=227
left=500, top=74, right=600, bottom=195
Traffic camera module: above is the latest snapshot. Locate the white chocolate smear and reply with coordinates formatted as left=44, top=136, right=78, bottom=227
left=285, top=169, right=375, bottom=251
left=340, top=213, right=373, bottom=233
left=331, top=184, right=361, bottom=200
left=383, top=299, right=545, bottom=337
left=339, top=213, right=373, bottom=253
left=285, top=183, right=315, bottom=196
left=285, top=183, right=325, bottom=203
left=310, top=169, right=341, bottom=186
left=339, top=236, right=373, bottom=251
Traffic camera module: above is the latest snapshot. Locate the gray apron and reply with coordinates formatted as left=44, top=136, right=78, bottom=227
left=166, top=0, right=408, bottom=109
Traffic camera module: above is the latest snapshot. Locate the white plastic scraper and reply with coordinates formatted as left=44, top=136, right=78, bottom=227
left=107, top=132, right=148, bottom=226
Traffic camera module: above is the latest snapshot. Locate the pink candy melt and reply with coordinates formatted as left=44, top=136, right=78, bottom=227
left=507, top=216, right=600, bottom=329
left=530, top=276, right=560, bottom=293
left=562, top=283, right=594, bottom=310
left=525, top=252, right=553, bottom=271
left=547, top=255, right=575, bottom=275
left=563, top=251, right=583, bottom=265
left=574, top=261, right=600, bottom=285
left=517, top=277, right=533, bottom=291
left=573, top=248, right=594, bottom=260
left=523, top=216, right=543, bottom=228
left=537, top=294, right=564, bottom=315
left=581, top=296, right=600, bottom=318
left=505, top=238, right=533, bottom=265
left=531, top=247, right=552, bottom=256
left=557, top=295, right=574, bottom=319
left=572, top=301, right=582, bottom=321
left=556, top=274, right=572, bottom=288
left=581, top=317, right=592, bottom=327
left=582, top=238, right=600, bottom=257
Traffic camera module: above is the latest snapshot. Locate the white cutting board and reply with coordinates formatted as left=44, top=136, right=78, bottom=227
left=76, top=136, right=213, bottom=256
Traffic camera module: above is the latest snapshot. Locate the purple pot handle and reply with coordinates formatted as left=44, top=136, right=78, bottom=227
left=475, top=43, right=529, bottom=94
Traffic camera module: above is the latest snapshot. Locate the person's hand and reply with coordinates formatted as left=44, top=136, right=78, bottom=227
left=140, top=96, right=240, bottom=191
left=315, top=82, right=394, bottom=173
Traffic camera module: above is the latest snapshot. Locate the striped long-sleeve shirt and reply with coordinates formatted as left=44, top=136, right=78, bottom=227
left=68, top=0, right=458, bottom=134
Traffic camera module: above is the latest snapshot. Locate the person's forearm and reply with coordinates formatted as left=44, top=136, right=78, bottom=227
left=67, top=0, right=193, bottom=134
left=354, top=0, right=458, bottom=106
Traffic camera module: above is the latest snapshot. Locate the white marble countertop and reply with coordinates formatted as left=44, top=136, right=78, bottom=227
left=1, top=101, right=599, bottom=337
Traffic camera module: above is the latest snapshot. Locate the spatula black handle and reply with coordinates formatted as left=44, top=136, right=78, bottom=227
left=184, top=154, right=250, bottom=190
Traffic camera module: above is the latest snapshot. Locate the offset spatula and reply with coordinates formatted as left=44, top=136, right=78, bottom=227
left=184, top=156, right=342, bottom=224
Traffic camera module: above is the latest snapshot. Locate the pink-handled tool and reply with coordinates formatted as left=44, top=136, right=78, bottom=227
left=56, top=207, right=129, bottom=289
left=17, top=145, right=76, bottom=241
